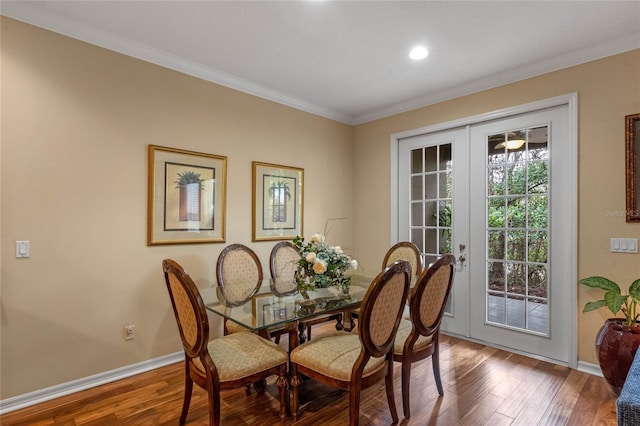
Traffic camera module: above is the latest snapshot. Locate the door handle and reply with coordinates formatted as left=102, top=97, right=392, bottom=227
left=458, top=243, right=466, bottom=265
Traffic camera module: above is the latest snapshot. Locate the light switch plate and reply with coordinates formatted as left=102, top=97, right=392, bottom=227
left=16, top=241, right=30, bottom=258
left=611, top=238, right=639, bottom=253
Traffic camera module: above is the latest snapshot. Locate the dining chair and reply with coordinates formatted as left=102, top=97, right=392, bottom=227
left=162, top=259, right=288, bottom=426
left=215, top=243, right=264, bottom=335
left=382, top=241, right=424, bottom=277
left=217, top=243, right=290, bottom=343
left=393, top=254, right=455, bottom=418
left=350, top=241, right=423, bottom=328
left=270, top=240, right=343, bottom=343
left=289, top=260, right=411, bottom=425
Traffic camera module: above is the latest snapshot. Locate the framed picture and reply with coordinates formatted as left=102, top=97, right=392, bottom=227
left=252, top=161, right=303, bottom=241
left=253, top=293, right=289, bottom=326
left=147, top=145, right=227, bottom=245
left=626, top=113, right=640, bottom=222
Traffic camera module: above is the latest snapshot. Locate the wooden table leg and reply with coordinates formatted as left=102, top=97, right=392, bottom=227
left=286, top=321, right=299, bottom=354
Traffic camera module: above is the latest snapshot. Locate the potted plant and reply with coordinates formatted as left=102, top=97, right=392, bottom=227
left=580, top=276, right=640, bottom=395
left=174, top=171, right=204, bottom=221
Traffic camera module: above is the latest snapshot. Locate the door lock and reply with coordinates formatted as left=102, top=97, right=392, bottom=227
left=458, top=243, right=466, bottom=265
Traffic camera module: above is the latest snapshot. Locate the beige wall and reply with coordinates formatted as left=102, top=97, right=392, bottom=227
left=2, top=17, right=639, bottom=400
left=352, top=50, right=640, bottom=366
left=0, top=18, right=353, bottom=398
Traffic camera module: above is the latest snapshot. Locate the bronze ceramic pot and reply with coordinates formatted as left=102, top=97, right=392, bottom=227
left=595, top=318, right=640, bottom=395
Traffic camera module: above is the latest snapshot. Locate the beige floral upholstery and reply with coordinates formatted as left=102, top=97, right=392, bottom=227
left=290, top=331, right=385, bottom=380
left=369, top=273, right=406, bottom=346
left=392, top=319, right=432, bottom=354
left=385, top=245, right=422, bottom=276
left=219, top=249, right=261, bottom=303
left=167, top=273, right=198, bottom=348
left=351, top=242, right=422, bottom=326
left=419, top=266, right=451, bottom=327
left=393, top=254, right=455, bottom=419
left=192, top=332, right=288, bottom=382
left=216, top=244, right=264, bottom=336
left=289, top=260, right=411, bottom=425
left=270, top=242, right=299, bottom=294
left=224, top=318, right=250, bottom=334
left=162, top=259, right=288, bottom=425
left=269, top=241, right=340, bottom=343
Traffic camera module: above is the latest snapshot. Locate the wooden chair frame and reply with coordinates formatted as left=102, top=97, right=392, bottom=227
left=394, top=254, right=455, bottom=418
left=215, top=243, right=263, bottom=335
left=382, top=241, right=424, bottom=276
left=350, top=241, right=423, bottom=329
left=270, top=240, right=343, bottom=343
left=290, top=260, right=411, bottom=425
left=162, top=259, right=288, bottom=425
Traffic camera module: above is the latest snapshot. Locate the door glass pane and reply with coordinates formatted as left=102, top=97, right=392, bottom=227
left=411, top=175, right=422, bottom=201
left=409, top=143, right=454, bottom=314
left=424, top=174, right=437, bottom=199
left=411, top=149, right=423, bottom=173
left=424, top=146, right=437, bottom=172
left=411, top=202, right=423, bottom=227
left=485, top=126, right=549, bottom=335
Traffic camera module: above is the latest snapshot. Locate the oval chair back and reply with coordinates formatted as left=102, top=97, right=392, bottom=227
left=395, top=254, right=456, bottom=419
left=289, top=260, right=411, bottom=425
left=269, top=240, right=300, bottom=295
left=163, top=258, right=288, bottom=425
left=216, top=243, right=263, bottom=305
left=382, top=241, right=424, bottom=277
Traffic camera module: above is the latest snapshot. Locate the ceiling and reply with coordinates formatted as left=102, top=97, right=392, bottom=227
left=2, top=1, right=639, bottom=125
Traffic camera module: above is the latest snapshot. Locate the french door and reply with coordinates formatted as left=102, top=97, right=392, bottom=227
left=398, top=128, right=470, bottom=338
left=396, top=102, right=574, bottom=364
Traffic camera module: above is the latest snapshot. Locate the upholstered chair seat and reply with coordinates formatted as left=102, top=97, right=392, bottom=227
left=290, top=260, right=411, bottom=425
left=216, top=243, right=287, bottom=342
left=162, top=259, right=288, bottom=425
left=393, top=254, right=456, bottom=419
left=270, top=241, right=342, bottom=343
left=392, top=319, right=433, bottom=353
left=350, top=241, right=423, bottom=329
left=194, top=332, right=288, bottom=382
left=290, top=331, right=386, bottom=380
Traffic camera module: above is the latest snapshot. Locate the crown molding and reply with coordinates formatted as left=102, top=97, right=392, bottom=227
left=353, top=33, right=640, bottom=125
left=3, top=2, right=638, bottom=127
left=0, top=2, right=355, bottom=124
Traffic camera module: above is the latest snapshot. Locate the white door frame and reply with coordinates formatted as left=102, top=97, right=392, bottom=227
left=390, top=93, right=578, bottom=368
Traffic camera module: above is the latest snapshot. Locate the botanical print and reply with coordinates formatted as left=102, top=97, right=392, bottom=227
left=262, top=175, right=297, bottom=230
left=164, top=163, right=215, bottom=231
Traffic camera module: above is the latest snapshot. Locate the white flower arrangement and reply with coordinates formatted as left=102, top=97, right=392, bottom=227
left=292, top=233, right=357, bottom=296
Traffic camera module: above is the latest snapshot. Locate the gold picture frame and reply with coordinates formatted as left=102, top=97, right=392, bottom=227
left=626, top=113, right=640, bottom=222
left=148, top=145, right=227, bottom=245
left=252, top=161, right=303, bottom=241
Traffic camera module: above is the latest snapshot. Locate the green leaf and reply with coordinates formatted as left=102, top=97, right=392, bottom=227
left=629, top=278, right=640, bottom=301
left=583, top=300, right=607, bottom=313
left=604, top=292, right=627, bottom=315
left=579, top=276, right=621, bottom=294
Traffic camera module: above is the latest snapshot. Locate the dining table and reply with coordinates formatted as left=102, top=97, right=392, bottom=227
left=201, top=274, right=376, bottom=353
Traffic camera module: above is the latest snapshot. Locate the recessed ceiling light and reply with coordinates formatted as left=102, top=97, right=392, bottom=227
left=409, top=46, right=429, bottom=60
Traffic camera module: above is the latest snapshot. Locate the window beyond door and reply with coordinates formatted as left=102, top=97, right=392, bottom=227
left=485, top=126, right=549, bottom=335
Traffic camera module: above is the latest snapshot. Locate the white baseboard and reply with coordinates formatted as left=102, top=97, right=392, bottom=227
left=576, top=360, right=603, bottom=377
left=0, top=351, right=604, bottom=415
left=0, top=351, right=183, bottom=415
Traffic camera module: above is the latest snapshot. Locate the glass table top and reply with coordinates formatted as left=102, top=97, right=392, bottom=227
left=201, top=274, right=375, bottom=333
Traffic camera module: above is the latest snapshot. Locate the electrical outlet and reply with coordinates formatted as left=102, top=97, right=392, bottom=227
left=123, top=324, right=135, bottom=341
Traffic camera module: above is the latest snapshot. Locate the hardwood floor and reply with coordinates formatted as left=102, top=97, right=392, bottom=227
left=1, top=324, right=618, bottom=426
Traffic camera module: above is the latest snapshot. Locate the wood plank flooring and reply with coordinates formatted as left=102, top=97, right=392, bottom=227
left=1, top=324, right=618, bottom=425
